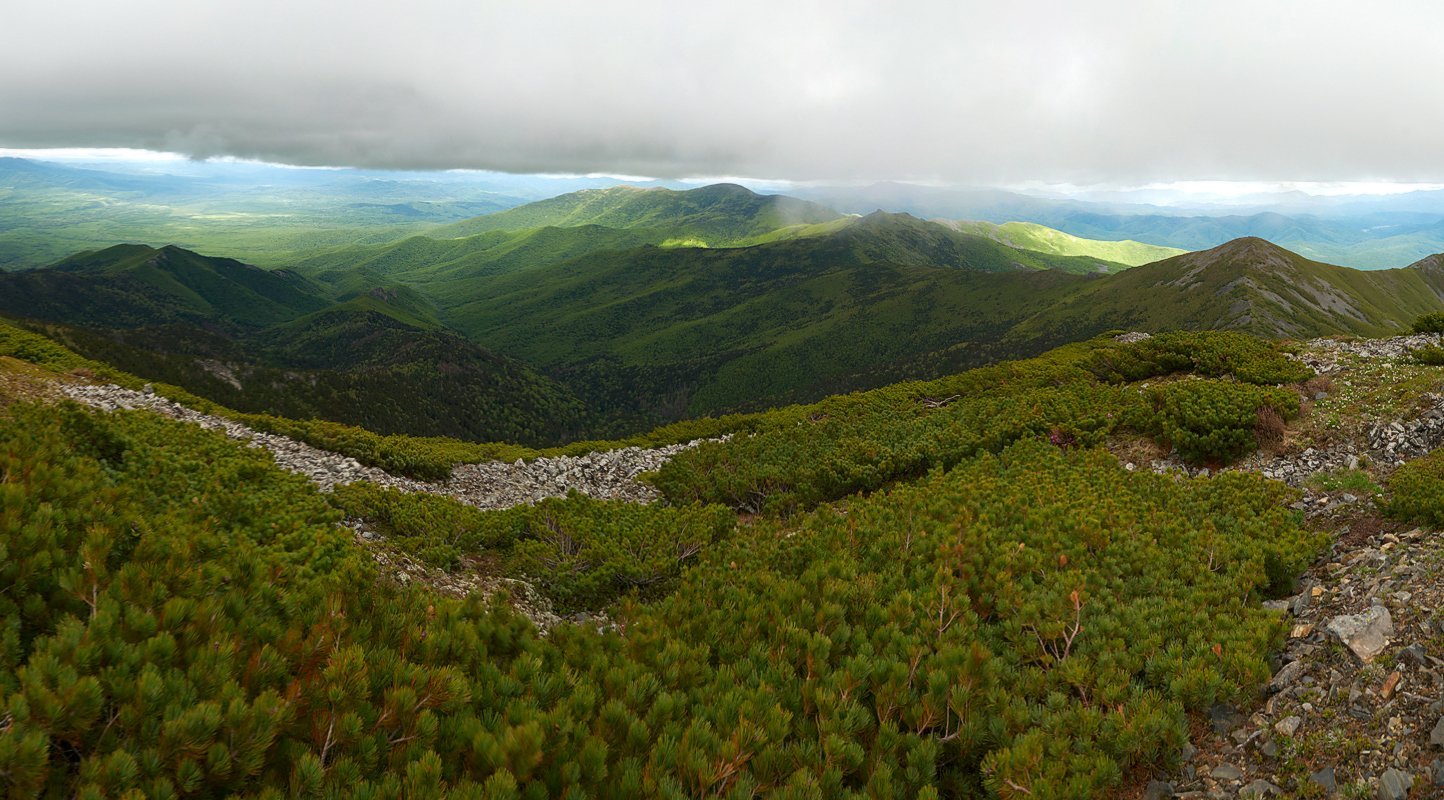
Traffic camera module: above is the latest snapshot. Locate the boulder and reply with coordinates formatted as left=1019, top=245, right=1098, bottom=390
left=1326, top=607, right=1393, bottom=662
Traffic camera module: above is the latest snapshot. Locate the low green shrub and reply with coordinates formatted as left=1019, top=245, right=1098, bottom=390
left=1149, top=381, right=1300, bottom=464
left=1, top=404, right=1325, bottom=798
left=332, top=483, right=736, bottom=612
left=1086, top=330, right=1311, bottom=386
left=503, top=496, right=735, bottom=612
left=1410, top=344, right=1444, bottom=366
left=1412, top=312, right=1444, bottom=336
left=1386, top=448, right=1444, bottom=526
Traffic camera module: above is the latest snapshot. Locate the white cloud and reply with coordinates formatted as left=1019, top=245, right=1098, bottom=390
left=3, top=0, right=1443, bottom=183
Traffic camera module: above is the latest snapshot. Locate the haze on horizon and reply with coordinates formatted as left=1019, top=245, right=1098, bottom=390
left=4, top=0, right=1444, bottom=187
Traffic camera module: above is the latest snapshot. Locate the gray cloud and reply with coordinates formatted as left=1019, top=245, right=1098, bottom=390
left=4, top=0, right=1443, bottom=183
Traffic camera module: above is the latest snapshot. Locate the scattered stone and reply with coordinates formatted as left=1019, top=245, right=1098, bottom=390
left=1143, top=779, right=1174, bottom=800
left=1270, top=660, right=1305, bottom=692
left=1431, top=716, right=1444, bottom=748
left=1400, top=643, right=1428, bottom=667
left=59, top=382, right=716, bottom=508
left=1273, top=716, right=1301, bottom=737
left=1209, top=763, right=1243, bottom=781
left=1377, top=768, right=1413, bottom=800
left=1432, top=759, right=1444, bottom=787
left=1380, top=671, right=1401, bottom=701
left=1326, top=607, right=1394, bottom=663
left=1239, top=779, right=1282, bottom=797
left=1309, top=767, right=1336, bottom=794
left=1209, top=704, right=1243, bottom=734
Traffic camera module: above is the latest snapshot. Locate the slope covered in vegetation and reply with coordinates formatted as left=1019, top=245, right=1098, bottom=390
left=0, top=325, right=1329, bottom=798
left=429, top=183, right=843, bottom=244
left=951, top=220, right=1186, bottom=267
left=1012, top=237, right=1444, bottom=346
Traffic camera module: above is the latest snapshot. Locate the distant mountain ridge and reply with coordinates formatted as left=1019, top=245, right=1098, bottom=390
left=1010, top=237, right=1444, bottom=346
left=0, top=245, right=587, bottom=443
left=431, top=183, right=844, bottom=245
left=11, top=182, right=1444, bottom=441
left=0, top=244, right=327, bottom=328
left=949, top=219, right=1186, bottom=267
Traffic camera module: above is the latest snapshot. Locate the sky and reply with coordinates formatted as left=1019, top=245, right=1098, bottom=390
left=4, top=0, right=1444, bottom=186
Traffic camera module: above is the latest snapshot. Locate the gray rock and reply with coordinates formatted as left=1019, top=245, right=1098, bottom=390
left=1270, top=660, right=1305, bottom=692
left=1432, top=758, right=1444, bottom=787
left=57, top=381, right=719, bottom=509
left=1378, top=768, right=1413, bottom=800
left=1432, top=715, right=1444, bottom=748
left=1400, top=643, right=1429, bottom=667
left=1209, top=704, right=1243, bottom=734
left=1326, top=606, right=1394, bottom=662
left=1143, top=779, right=1173, bottom=800
left=1239, top=779, right=1282, bottom=797
left=1210, top=763, right=1244, bottom=781
left=1273, top=715, right=1302, bottom=737
left=1309, top=766, right=1336, bottom=793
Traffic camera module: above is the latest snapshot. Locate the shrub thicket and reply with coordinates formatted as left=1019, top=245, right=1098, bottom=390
left=0, top=404, right=1323, bottom=798
left=1085, top=330, right=1311, bottom=386
left=332, top=484, right=734, bottom=612
left=655, top=332, right=1308, bottom=515
left=1386, top=447, right=1444, bottom=526
left=1148, top=381, right=1300, bottom=464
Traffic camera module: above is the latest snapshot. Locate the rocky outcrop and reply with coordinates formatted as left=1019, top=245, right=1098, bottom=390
left=59, top=382, right=711, bottom=510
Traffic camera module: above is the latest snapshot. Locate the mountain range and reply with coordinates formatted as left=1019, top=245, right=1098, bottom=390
left=10, top=155, right=1444, bottom=269
left=5, top=181, right=1444, bottom=442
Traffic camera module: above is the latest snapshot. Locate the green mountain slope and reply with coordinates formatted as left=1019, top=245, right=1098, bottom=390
left=296, top=224, right=664, bottom=286
left=1011, top=237, right=1444, bottom=346
left=435, top=216, right=1097, bottom=418
left=35, top=304, right=587, bottom=445
left=0, top=244, right=329, bottom=328
left=0, top=245, right=588, bottom=444
left=431, top=183, right=843, bottom=244
left=951, top=219, right=1187, bottom=267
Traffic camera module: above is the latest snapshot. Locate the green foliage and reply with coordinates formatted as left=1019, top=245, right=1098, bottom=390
left=0, top=400, right=1324, bottom=798
left=952, top=219, right=1183, bottom=267
left=1148, top=381, right=1300, bottom=464
left=1304, top=468, right=1381, bottom=496
left=654, top=333, right=1309, bottom=515
left=501, top=496, right=735, bottom=612
left=1086, top=331, right=1313, bottom=386
left=1386, top=447, right=1444, bottom=526
left=331, top=484, right=735, bottom=612
left=1412, top=312, right=1444, bottom=335
left=0, top=319, right=116, bottom=376
left=1410, top=344, right=1444, bottom=365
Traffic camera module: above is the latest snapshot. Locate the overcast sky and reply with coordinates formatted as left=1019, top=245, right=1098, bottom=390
left=4, top=0, right=1443, bottom=185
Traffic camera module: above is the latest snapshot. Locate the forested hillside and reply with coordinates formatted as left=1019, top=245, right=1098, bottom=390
left=0, top=246, right=590, bottom=444
left=9, top=189, right=1444, bottom=449
left=1010, top=237, right=1444, bottom=347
